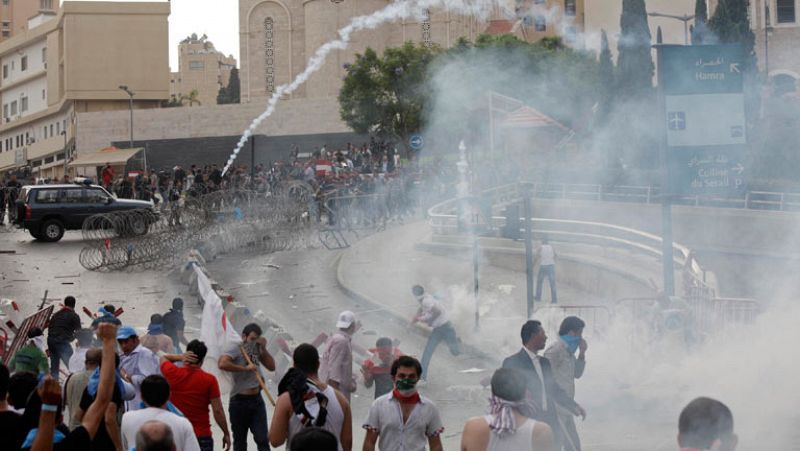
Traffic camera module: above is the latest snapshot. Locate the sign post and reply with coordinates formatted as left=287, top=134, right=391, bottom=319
left=409, top=135, right=424, bottom=151
left=656, top=44, right=748, bottom=296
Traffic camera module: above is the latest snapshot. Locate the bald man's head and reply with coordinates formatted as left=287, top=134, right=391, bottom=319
left=85, top=348, right=102, bottom=369
left=135, top=421, right=175, bottom=451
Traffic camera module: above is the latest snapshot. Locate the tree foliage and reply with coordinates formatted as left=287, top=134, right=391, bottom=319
left=217, top=67, right=241, bottom=104
left=692, top=0, right=709, bottom=44
left=617, top=0, right=654, bottom=99
left=708, top=0, right=756, bottom=69
left=339, top=42, right=438, bottom=151
left=598, top=29, right=615, bottom=118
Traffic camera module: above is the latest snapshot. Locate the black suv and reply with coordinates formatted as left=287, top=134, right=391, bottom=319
left=14, top=184, right=155, bottom=242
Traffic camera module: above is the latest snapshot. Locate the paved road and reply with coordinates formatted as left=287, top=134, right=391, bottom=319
left=206, top=246, right=493, bottom=449
left=0, top=227, right=189, bottom=325
left=7, top=222, right=791, bottom=449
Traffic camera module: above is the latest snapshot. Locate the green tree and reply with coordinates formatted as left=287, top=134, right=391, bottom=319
left=217, top=67, right=241, bottom=104
left=692, top=0, right=709, bottom=44
left=708, top=0, right=756, bottom=69
left=598, top=29, right=615, bottom=117
left=616, top=0, right=654, bottom=99
left=339, top=42, right=438, bottom=154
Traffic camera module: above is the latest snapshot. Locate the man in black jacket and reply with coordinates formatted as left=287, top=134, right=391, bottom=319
left=502, top=320, right=586, bottom=449
left=47, top=296, right=82, bottom=377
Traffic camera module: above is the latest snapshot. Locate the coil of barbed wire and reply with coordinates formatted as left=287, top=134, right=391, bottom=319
left=79, top=182, right=316, bottom=271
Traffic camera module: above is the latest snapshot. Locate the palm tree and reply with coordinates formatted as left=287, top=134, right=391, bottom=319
left=180, top=89, right=202, bottom=107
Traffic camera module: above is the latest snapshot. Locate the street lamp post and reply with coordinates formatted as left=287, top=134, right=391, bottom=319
left=118, top=85, right=146, bottom=174
left=60, top=130, right=67, bottom=180
left=765, top=3, right=773, bottom=76
left=648, top=12, right=695, bottom=45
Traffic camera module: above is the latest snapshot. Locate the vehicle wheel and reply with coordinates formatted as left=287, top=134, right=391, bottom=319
left=41, top=219, right=65, bottom=242
left=131, top=217, right=148, bottom=236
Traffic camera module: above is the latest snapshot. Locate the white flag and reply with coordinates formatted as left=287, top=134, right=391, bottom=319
left=196, top=265, right=241, bottom=359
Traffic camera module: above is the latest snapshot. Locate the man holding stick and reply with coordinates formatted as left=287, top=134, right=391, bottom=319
left=218, top=323, right=276, bottom=451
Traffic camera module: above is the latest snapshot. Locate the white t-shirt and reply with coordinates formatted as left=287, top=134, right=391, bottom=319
left=419, top=295, right=448, bottom=329
left=121, top=407, right=201, bottom=451
left=539, top=244, right=555, bottom=266
left=68, top=347, right=89, bottom=373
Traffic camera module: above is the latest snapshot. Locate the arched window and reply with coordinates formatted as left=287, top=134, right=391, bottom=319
left=264, top=17, right=275, bottom=94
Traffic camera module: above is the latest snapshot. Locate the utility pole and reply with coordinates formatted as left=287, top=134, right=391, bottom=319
left=655, top=46, right=675, bottom=297
left=61, top=130, right=68, bottom=179
left=251, top=135, right=256, bottom=180
left=522, top=183, right=535, bottom=318
left=765, top=3, right=772, bottom=76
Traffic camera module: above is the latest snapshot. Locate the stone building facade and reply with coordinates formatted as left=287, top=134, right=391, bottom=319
left=238, top=0, right=585, bottom=103
left=170, top=35, right=238, bottom=107
left=0, top=0, right=59, bottom=41
left=752, top=0, right=800, bottom=92
left=0, top=1, right=170, bottom=176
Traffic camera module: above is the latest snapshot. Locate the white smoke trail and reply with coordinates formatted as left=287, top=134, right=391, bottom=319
left=222, top=0, right=514, bottom=176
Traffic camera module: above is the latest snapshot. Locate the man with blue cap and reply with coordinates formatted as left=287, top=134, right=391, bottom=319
left=117, top=325, right=160, bottom=411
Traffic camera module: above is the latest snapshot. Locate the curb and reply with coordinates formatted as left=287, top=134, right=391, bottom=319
left=334, top=237, right=498, bottom=366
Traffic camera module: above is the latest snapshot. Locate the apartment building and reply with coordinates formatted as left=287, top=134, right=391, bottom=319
left=0, top=1, right=170, bottom=179
left=170, top=34, right=238, bottom=107
left=0, top=0, right=59, bottom=41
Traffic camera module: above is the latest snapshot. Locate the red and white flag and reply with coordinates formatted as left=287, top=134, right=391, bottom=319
left=195, top=266, right=241, bottom=358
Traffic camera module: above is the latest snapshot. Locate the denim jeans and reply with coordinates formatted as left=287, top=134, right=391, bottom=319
left=197, top=436, right=214, bottom=451
left=47, top=337, right=73, bottom=378
left=420, top=322, right=460, bottom=379
left=535, top=264, right=558, bottom=304
left=229, top=394, right=270, bottom=451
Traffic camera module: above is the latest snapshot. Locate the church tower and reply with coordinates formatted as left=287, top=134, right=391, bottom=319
left=238, top=0, right=482, bottom=103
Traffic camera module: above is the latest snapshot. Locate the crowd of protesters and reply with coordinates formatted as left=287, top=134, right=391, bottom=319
left=0, top=291, right=740, bottom=451
left=1, top=139, right=469, bottom=230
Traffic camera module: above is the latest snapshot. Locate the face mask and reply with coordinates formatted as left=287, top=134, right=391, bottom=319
left=560, top=335, right=581, bottom=355
left=395, top=378, right=418, bottom=395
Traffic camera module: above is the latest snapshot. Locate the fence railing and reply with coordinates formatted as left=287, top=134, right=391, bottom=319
left=527, top=182, right=800, bottom=212
left=427, top=183, right=717, bottom=297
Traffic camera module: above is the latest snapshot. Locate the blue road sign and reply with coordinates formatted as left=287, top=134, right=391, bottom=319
left=668, top=146, right=747, bottom=195
left=409, top=135, right=424, bottom=150
left=660, top=45, right=745, bottom=95
left=658, top=44, right=748, bottom=196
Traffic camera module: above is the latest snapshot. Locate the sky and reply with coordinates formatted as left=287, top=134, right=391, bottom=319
left=66, top=0, right=240, bottom=71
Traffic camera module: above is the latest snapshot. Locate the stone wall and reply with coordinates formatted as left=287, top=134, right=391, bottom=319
left=76, top=97, right=352, bottom=155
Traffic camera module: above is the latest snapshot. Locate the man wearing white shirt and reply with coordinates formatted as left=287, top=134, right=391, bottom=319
left=68, top=329, right=94, bottom=374
left=410, top=285, right=461, bottom=381
left=502, top=320, right=586, bottom=450
left=117, top=326, right=160, bottom=411
left=121, top=374, right=200, bottom=451
left=535, top=237, right=558, bottom=304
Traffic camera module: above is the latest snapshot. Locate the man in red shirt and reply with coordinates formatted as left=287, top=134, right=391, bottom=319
left=101, top=163, right=114, bottom=189
left=160, top=339, right=232, bottom=451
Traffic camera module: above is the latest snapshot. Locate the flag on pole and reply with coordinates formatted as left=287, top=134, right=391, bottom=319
left=195, top=266, right=241, bottom=359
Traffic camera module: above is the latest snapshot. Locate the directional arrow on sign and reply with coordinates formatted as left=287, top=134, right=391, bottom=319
left=732, top=163, right=744, bottom=175
left=730, top=63, right=740, bottom=73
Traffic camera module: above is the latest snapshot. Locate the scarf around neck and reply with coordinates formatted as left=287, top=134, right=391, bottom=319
left=392, top=388, right=421, bottom=405
left=487, top=395, right=539, bottom=436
